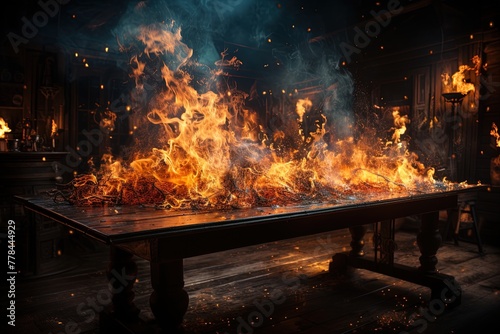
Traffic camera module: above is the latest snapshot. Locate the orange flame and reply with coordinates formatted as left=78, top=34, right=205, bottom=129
left=0, top=117, right=11, bottom=139
left=491, top=123, right=500, bottom=147
left=51, top=119, right=58, bottom=138
left=442, top=59, right=477, bottom=95
left=66, top=22, right=459, bottom=209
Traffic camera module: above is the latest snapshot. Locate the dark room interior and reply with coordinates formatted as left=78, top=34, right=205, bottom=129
left=1, top=1, right=500, bottom=333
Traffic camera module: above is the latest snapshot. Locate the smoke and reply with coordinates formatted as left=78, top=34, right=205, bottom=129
left=61, top=0, right=356, bottom=144
left=108, top=0, right=286, bottom=66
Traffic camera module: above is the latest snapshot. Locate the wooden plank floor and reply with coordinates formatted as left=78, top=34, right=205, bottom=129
left=11, top=219, right=500, bottom=334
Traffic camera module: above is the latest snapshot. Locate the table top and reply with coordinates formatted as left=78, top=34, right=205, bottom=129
left=14, top=187, right=474, bottom=247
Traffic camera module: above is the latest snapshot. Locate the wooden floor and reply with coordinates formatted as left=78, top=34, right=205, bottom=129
left=11, top=219, right=500, bottom=334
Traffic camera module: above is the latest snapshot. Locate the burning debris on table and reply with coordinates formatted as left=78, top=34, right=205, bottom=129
left=52, top=19, right=470, bottom=210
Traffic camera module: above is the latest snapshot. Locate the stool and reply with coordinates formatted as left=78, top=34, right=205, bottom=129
left=451, top=199, right=484, bottom=254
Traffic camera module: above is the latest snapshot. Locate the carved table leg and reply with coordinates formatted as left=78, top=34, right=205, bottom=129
left=107, top=246, right=140, bottom=319
left=349, top=224, right=367, bottom=257
left=330, top=224, right=367, bottom=274
left=150, top=259, right=189, bottom=332
left=329, top=213, right=461, bottom=309
left=417, top=211, right=442, bottom=273
left=417, top=211, right=462, bottom=306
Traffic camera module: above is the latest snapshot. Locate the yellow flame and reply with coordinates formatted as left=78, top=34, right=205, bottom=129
left=452, top=65, right=475, bottom=95
left=491, top=123, right=500, bottom=147
left=67, top=21, right=460, bottom=208
left=51, top=119, right=58, bottom=138
left=0, top=117, right=11, bottom=138
left=442, top=60, right=477, bottom=95
left=390, top=109, right=409, bottom=146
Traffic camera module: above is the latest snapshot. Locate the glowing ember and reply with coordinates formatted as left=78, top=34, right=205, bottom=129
left=62, top=21, right=466, bottom=209
left=0, top=117, right=11, bottom=139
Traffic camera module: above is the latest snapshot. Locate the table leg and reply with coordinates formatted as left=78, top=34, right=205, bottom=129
left=349, top=225, right=367, bottom=257
left=329, top=224, right=367, bottom=274
left=329, top=213, right=461, bottom=309
left=107, top=246, right=140, bottom=319
left=150, top=259, right=189, bottom=332
left=417, top=211, right=442, bottom=273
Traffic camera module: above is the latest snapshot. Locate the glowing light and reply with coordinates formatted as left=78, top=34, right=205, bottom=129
left=491, top=123, right=500, bottom=147
left=442, top=60, right=477, bottom=95
left=51, top=119, right=58, bottom=139
left=0, top=117, right=12, bottom=138
left=64, top=19, right=469, bottom=209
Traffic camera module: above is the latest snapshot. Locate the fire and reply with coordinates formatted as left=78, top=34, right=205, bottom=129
left=51, top=119, right=58, bottom=138
left=388, top=108, right=409, bottom=147
left=0, top=117, right=12, bottom=138
left=63, top=21, right=463, bottom=209
left=442, top=58, right=478, bottom=95
left=491, top=123, right=500, bottom=147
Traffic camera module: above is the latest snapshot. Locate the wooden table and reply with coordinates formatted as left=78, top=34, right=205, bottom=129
left=15, top=188, right=473, bottom=332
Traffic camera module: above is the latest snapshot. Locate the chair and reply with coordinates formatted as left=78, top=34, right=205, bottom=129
left=447, top=194, right=484, bottom=254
